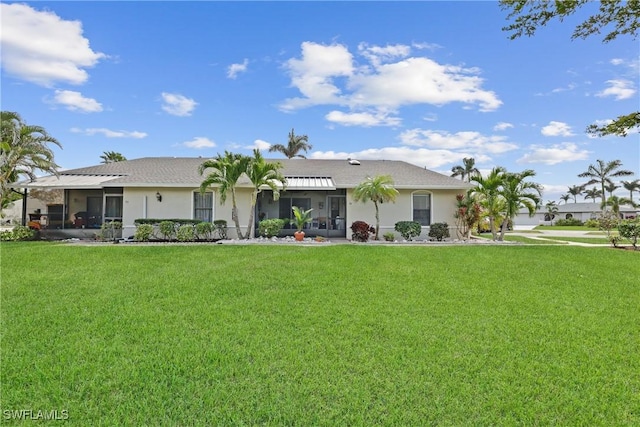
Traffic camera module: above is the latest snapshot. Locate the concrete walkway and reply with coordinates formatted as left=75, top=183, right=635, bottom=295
left=508, top=229, right=612, bottom=247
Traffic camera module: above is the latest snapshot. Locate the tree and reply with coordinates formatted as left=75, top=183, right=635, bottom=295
left=497, top=169, right=542, bottom=240
left=602, top=195, right=634, bottom=217
left=559, top=194, right=571, bottom=204
left=621, top=179, right=640, bottom=202
left=567, top=185, right=584, bottom=203
left=578, top=159, right=634, bottom=210
left=604, top=182, right=620, bottom=198
left=100, top=151, right=127, bottom=163
left=1, top=111, right=62, bottom=211
left=454, top=191, right=482, bottom=240
left=500, top=0, right=640, bottom=137
left=450, top=157, right=480, bottom=182
left=268, top=128, right=312, bottom=159
left=470, top=167, right=507, bottom=241
left=352, top=174, right=399, bottom=240
left=199, top=151, right=250, bottom=239
left=244, top=149, right=286, bottom=238
left=583, top=187, right=602, bottom=203
left=545, top=200, right=559, bottom=225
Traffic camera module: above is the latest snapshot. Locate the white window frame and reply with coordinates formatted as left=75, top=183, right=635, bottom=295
left=411, top=191, right=432, bottom=226
left=193, top=191, right=214, bottom=222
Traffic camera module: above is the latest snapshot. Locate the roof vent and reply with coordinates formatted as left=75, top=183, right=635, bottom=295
left=348, top=159, right=361, bottom=165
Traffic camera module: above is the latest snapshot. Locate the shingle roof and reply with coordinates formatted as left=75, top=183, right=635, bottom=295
left=23, top=157, right=470, bottom=190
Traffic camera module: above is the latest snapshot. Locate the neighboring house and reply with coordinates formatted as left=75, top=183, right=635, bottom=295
left=14, top=157, right=470, bottom=239
left=515, top=202, right=637, bottom=226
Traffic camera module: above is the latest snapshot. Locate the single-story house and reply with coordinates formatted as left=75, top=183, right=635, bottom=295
left=14, top=157, right=470, bottom=240
left=515, top=202, right=637, bottom=226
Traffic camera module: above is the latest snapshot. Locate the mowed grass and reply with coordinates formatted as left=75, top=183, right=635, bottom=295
left=2, top=243, right=639, bottom=425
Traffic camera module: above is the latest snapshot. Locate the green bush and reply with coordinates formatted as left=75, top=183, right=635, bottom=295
left=618, top=218, right=640, bottom=249
left=383, top=232, right=395, bottom=242
left=195, top=222, right=214, bottom=240
left=584, top=219, right=599, bottom=228
left=394, top=221, right=422, bottom=241
left=134, top=224, right=154, bottom=242
left=259, top=218, right=285, bottom=237
left=213, top=220, right=228, bottom=239
left=555, top=218, right=584, bottom=226
left=158, top=221, right=177, bottom=240
left=177, top=224, right=195, bottom=242
left=428, top=222, right=450, bottom=241
left=0, top=225, right=36, bottom=241
left=134, top=218, right=201, bottom=225
left=99, top=221, right=122, bottom=241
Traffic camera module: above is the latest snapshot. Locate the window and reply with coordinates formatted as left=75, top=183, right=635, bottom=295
left=194, top=192, right=213, bottom=222
left=565, top=213, right=573, bottom=220
left=412, top=192, right=431, bottom=226
left=279, top=197, right=311, bottom=229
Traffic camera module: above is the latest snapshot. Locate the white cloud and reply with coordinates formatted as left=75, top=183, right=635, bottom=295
left=493, top=122, right=513, bottom=131
left=311, top=146, right=469, bottom=169
left=325, top=110, right=401, bottom=127
left=70, top=127, right=147, bottom=138
left=398, top=129, right=518, bottom=154
left=279, top=41, right=501, bottom=121
left=161, top=92, right=197, bottom=116
left=596, top=79, right=636, bottom=100
left=227, top=58, right=249, bottom=79
left=517, top=143, right=590, bottom=165
left=181, top=137, right=216, bottom=149
left=245, top=139, right=271, bottom=151
left=0, top=3, right=105, bottom=86
left=541, top=121, right=574, bottom=137
left=52, top=90, right=102, bottom=112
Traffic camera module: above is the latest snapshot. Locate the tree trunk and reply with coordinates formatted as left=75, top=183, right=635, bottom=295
left=489, top=216, right=497, bottom=241
left=230, top=190, right=244, bottom=239
left=498, top=218, right=509, bottom=241
left=374, top=201, right=380, bottom=240
left=245, top=191, right=258, bottom=240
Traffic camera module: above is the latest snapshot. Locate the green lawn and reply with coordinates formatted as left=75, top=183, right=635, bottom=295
left=2, top=242, right=639, bottom=425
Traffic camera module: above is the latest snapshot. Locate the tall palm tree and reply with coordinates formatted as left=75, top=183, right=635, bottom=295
left=621, top=179, right=640, bottom=202
left=451, top=157, right=480, bottom=182
left=199, top=151, right=250, bottom=239
left=604, top=182, right=620, bottom=198
left=352, top=174, right=399, bottom=240
left=497, top=169, right=542, bottom=240
left=471, top=166, right=507, bottom=241
left=578, top=159, right=633, bottom=210
left=583, top=187, right=602, bottom=203
left=100, top=151, right=127, bottom=163
left=268, top=128, right=312, bottom=159
left=545, top=200, right=559, bottom=225
left=567, top=185, right=584, bottom=203
left=1, top=111, right=62, bottom=210
left=245, top=149, right=286, bottom=238
left=559, top=194, right=571, bottom=204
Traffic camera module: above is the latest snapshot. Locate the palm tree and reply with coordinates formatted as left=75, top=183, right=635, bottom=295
left=352, top=174, right=399, bottom=240
left=100, top=151, right=127, bottom=163
left=567, top=185, right=584, bottom=203
left=602, top=195, right=634, bottom=218
left=268, top=128, right=312, bottom=159
left=559, top=194, right=571, bottom=204
left=604, top=182, right=620, bottom=198
left=578, top=159, right=633, bottom=210
left=451, top=157, right=480, bottom=182
left=199, top=151, right=250, bottom=239
left=471, top=166, right=506, bottom=241
left=497, top=169, right=542, bottom=240
left=1, top=111, right=62, bottom=210
left=545, top=200, right=559, bottom=225
left=621, top=179, right=640, bottom=202
left=583, top=187, right=602, bottom=203
left=245, top=149, right=286, bottom=238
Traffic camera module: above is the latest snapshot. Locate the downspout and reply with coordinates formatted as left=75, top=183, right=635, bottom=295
left=21, top=188, right=28, bottom=226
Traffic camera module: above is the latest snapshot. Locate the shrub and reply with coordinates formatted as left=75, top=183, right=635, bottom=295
left=0, top=225, right=36, bottom=241
left=134, top=224, right=154, bottom=242
left=195, top=222, right=214, bottom=240
left=351, top=221, right=374, bottom=242
left=598, top=212, right=620, bottom=247
left=428, top=222, right=450, bottom=241
left=177, top=224, right=195, bottom=242
left=158, top=221, right=177, bottom=240
left=584, top=219, right=599, bottom=228
left=259, top=218, right=285, bottom=237
left=554, top=218, right=584, bottom=226
left=618, top=218, right=640, bottom=249
left=213, top=220, right=228, bottom=239
left=383, top=232, right=395, bottom=242
left=99, top=221, right=122, bottom=241
left=394, top=221, right=422, bottom=241
left=134, top=218, right=201, bottom=225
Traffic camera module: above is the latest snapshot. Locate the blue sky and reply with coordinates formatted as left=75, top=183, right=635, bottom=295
left=1, top=1, right=638, bottom=201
